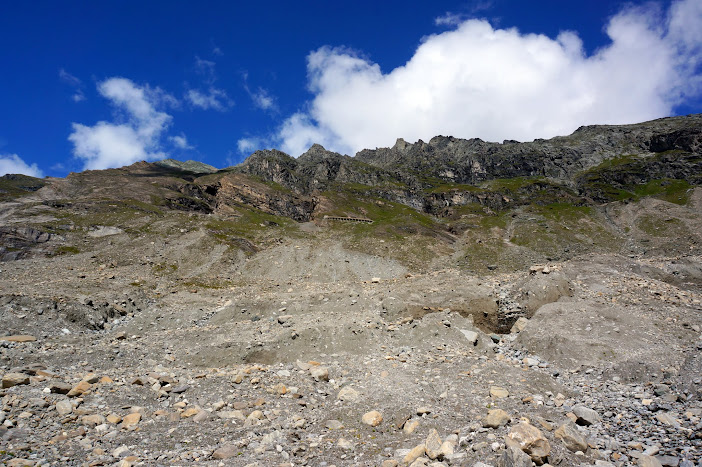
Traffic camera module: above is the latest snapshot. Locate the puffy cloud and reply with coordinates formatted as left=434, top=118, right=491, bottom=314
left=68, top=77, right=173, bottom=170
left=266, top=0, right=702, bottom=156
left=250, top=87, right=276, bottom=111
left=277, top=113, right=339, bottom=157
left=237, top=137, right=262, bottom=154
left=186, top=88, right=233, bottom=111
left=169, top=134, right=192, bottom=149
left=0, top=154, right=43, bottom=177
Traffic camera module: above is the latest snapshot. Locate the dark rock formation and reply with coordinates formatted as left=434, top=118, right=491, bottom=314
left=0, top=227, right=54, bottom=261
left=232, top=114, right=702, bottom=217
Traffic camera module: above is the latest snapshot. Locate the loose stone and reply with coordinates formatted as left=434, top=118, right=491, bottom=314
left=362, top=410, right=383, bottom=426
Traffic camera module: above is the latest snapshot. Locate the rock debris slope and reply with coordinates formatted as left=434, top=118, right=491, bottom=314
left=0, top=114, right=701, bottom=466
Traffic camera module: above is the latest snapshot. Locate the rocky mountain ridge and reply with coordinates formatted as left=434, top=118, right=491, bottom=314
left=234, top=114, right=702, bottom=215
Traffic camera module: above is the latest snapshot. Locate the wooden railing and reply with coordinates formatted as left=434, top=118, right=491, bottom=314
left=322, top=215, right=373, bottom=224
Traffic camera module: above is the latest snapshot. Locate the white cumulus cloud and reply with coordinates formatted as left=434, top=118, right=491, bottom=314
left=169, top=134, right=192, bottom=149
left=69, top=77, right=174, bottom=170
left=0, top=154, right=43, bottom=177
left=262, top=0, right=702, bottom=157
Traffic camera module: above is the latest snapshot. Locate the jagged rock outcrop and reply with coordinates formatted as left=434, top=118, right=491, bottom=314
left=235, top=149, right=304, bottom=192
left=355, top=114, right=702, bottom=186
left=235, top=145, right=402, bottom=195
left=233, top=114, right=702, bottom=217
left=209, top=173, right=315, bottom=221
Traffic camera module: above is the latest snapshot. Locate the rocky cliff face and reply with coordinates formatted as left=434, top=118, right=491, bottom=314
left=355, top=114, right=702, bottom=185
left=233, top=114, right=702, bottom=216
left=235, top=144, right=401, bottom=195
left=0, top=226, right=55, bottom=261
left=209, top=173, right=316, bottom=222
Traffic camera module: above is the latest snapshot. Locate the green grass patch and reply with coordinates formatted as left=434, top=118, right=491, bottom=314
left=632, top=179, right=692, bottom=205
left=0, top=174, right=45, bottom=200
left=587, top=154, right=642, bottom=171
left=320, top=189, right=437, bottom=232
left=479, top=176, right=546, bottom=192
left=152, top=263, right=178, bottom=274
left=54, top=245, right=80, bottom=256
left=318, top=189, right=451, bottom=269
left=509, top=203, right=623, bottom=256
left=205, top=209, right=297, bottom=243
left=636, top=214, right=686, bottom=238
left=41, top=199, right=165, bottom=235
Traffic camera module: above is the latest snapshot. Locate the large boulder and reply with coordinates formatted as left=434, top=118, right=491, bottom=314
left=506, top=422, right=550, bottom=465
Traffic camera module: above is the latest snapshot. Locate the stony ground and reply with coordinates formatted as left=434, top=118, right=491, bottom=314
left=1, top=234, right=701, bottom=467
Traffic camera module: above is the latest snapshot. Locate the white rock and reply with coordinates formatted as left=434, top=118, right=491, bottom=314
left=460, top=330, right=479, bottom=346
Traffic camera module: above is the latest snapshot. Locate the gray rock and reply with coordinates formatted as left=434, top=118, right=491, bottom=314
left=425, top=429, right=442, bottom=460
left=325, top=419, right=344, bottom=430
left=555, top=421, right=588, bottom=452
left=656, top=456, right=680, bottom=467
left=573, top=405, right=601, bottom=426
left=511, top=317, right=529, bottom=333
left=506, top=421, right=550, bottom=464
left=337, top=386, right=360, bottom=401
left=655, top=412, right=680, bottom=428
left=55, top=400, right=72, bottom=415
left=170, top=384, right=190, bottom=394
left=337, top=438, right=355, bottom=450
left=112, top=445, right=132, bottom=458
left=499, top=445, right=532, bottom=467
left=212, top=444, right=239, bottom=459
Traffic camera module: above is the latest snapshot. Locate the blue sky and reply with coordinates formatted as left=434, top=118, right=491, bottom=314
left=1, top=0, right=701, bottom=177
